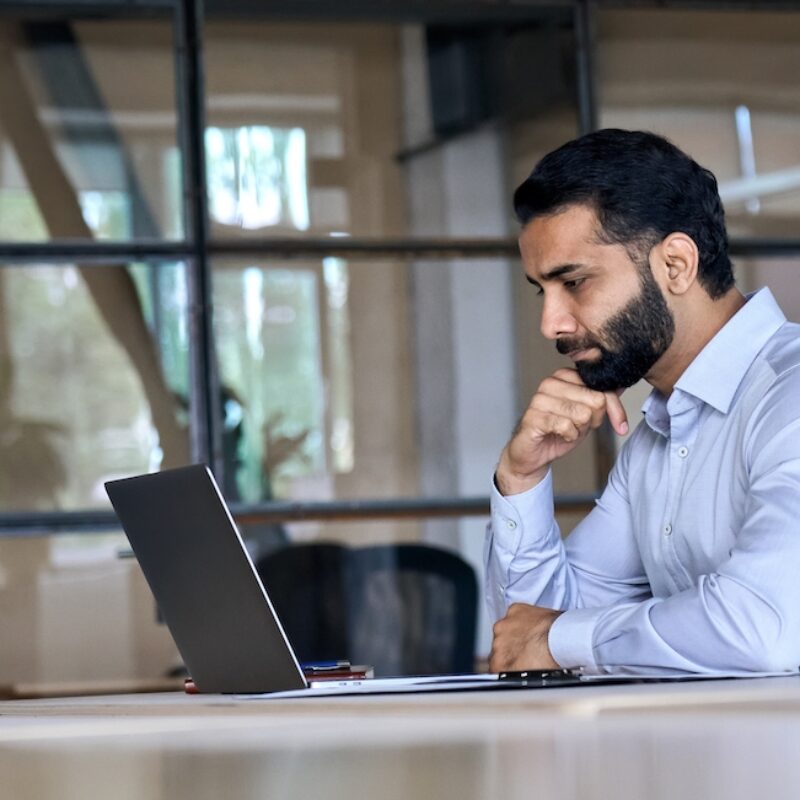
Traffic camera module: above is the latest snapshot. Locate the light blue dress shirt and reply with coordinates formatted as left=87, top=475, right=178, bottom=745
left=485, top=288, right=800, bottom=673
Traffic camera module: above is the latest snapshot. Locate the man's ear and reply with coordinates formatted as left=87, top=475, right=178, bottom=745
left=653, top=233, right=699, bottom=296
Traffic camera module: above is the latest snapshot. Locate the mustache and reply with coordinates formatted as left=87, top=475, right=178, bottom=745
left=556, top=336, right=603, bottom=356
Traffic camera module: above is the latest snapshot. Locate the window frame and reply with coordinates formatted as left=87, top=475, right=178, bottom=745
left=2, top=0, right=800, bottom=535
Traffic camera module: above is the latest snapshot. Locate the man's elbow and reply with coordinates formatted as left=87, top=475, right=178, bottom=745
left=731, top=626, right=800, bottom=673
left=744, top=640, right=800, bottom=673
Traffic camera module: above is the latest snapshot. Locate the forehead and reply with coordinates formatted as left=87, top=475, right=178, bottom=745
left=518, top=204, right=604, bottom=276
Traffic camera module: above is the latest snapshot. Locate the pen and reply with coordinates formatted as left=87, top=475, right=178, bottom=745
left=300, top=660, right=351, bottom=672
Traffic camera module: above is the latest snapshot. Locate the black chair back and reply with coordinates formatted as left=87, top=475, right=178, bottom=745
left=255, top=542, right=350, bottom=665
left=255, top=543, right=477, bottom=676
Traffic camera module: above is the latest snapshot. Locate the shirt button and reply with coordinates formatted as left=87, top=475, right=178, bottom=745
left=506, top=519, right=517, bottom=530
left=664, top=524, right=673, bottom=536
left=677, top=446, right=689, bottom=458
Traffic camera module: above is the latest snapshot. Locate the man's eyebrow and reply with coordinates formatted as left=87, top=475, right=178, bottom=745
left=525, top=263, right=584, bottom=286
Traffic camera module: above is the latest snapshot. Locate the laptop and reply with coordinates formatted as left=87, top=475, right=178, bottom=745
left=105, top=464, right=585, bottom=697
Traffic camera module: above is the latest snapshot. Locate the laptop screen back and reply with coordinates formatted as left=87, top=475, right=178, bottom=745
left=106, top=465, right=306, bottom=693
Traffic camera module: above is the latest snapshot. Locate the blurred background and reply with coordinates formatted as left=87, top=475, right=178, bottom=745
left=1, top=0, right=799, bottom=686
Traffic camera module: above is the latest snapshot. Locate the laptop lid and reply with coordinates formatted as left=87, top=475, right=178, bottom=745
left=105, top=464, right=307, bottom=694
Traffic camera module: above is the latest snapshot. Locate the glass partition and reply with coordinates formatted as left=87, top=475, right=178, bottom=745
left=596, top=10, right=800, bottom=240
left=736, top=258, right=800, bottom=322
left=0, top=18, right=181, bottom=243
left=0, top=261, right=190, bottom=512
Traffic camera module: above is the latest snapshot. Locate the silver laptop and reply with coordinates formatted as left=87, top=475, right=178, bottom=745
left=105, top=465, right=588, bottom=696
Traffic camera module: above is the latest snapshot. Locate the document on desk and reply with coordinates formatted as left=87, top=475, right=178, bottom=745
left=578, top=667, right=800, bottom=682
left=234, top=673, right=514, bottom=700
left=234, top=671, right=593, bottom=699
left=233, top=668, right=800, bottom=700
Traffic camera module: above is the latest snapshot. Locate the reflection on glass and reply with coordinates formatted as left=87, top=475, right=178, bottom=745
left=0, top=19, right=181, bottom=242
left=0, top=263, right=190, bottom=512
left=204, top=22, right=405, bottom=238
left=215, top=264, right=326, bottom=502
left=735, top=259, right=800, bottom=323
left=215, top=255, right=426, bottom=542
left=322, top=257, right=354, bottom=474
left=206, top=125, right=309, bottom=231
left=214, top=258, right=360, bottom=503
left=597, top=10, right=800, bottom=239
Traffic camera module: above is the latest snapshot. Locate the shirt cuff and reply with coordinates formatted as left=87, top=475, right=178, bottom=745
left=490, top=469, right=555, bottom=556
left=548, top=607, right=605, bottom=670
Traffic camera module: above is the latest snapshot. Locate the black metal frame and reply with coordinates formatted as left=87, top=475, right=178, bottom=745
left=2, top=0, right=800, bottom=535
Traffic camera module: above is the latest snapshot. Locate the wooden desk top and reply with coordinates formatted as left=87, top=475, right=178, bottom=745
left=3, top=677, right=800, bottom=800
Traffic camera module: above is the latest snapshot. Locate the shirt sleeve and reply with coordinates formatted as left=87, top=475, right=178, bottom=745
left=487, top=371, right=800, bottom=674
left=484, top=436, right=652, bottom=634
left=574, top=382, right=800, bottom=674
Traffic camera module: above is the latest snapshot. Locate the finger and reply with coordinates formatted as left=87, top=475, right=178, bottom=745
left=604, top=390, right=629, bottom=436
left=517, top=403, right=583, bottom=443
left=533, top=381, right=607, bottom=432
left=489, top=642, right=515, bottom=673
left=530, top=393, right=594, bottom=429
left=551, top=367, right=584, bottom=385
left=546, top=415, right=582, bottom=443
left=488, top=650, right=502, bottom=673
left=488, top=638, right=507, bottom=673
left=544, top=376, right=626, bottom=433
left=539, top=374, right=607, bottom=412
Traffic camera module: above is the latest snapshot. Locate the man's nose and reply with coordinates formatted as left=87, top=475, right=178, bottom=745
left=540, top=294, right=578, bottom=340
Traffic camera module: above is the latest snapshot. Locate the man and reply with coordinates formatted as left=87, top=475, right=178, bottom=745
left=485, top=128, right=800, bottom=674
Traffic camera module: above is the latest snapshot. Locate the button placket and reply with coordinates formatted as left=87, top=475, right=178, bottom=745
left=660, top=398, right=702, bottom=590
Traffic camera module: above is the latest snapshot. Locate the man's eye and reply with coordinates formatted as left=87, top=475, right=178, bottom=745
left=535, top=286, right=544, bottom=297
left=564, top=278, right=586, bottom=291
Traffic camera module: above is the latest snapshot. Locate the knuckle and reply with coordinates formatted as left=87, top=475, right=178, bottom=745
left=553, top=368, right=577, bottom=381
left=588, top=393, right=606, bottom=410
left=520, top=411, right=542, bottom=436
left=556, top=417, right=572, bottom=434
left=513, top=409, right=536, bottom=435
left=530, top=393, right=549, bottom=411
left=539, top=377, right=558, bottom=395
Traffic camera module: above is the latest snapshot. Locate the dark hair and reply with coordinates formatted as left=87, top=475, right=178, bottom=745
left=513, top=129, right=734, bottom=299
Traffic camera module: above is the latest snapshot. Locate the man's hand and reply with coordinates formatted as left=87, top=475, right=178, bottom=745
left=489, top=603, right=564, bottom=672
left=496, top=368, right=628, bottom=495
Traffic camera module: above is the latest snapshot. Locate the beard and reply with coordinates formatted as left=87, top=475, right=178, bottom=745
left=556, top=267, right=675, bottom=392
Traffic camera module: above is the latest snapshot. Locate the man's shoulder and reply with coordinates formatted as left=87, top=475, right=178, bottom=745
left=761, top=319, right=800, bottom=379
left=741, top=320, right=800, bottom=454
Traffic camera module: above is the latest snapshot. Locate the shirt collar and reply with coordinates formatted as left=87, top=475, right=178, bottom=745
left=674, top=287, right=785, bottom=413
left=642, top=287, right=786, bottom=421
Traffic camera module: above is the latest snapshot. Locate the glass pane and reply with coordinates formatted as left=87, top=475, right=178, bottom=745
left=0, top=534, right=180, bottom=687
left=0, top=18, right=182, bottom=242
left=214, top=261, right=328, bottom=503
left=213, top=257, right=373, bottom=503
left=597, top=10, right=800, bottom=239
left=0, top=262, right=191, bottom=512
left=204, top=19, right=577, bottom=242
left=737, top=258, right=800, bottom=323
left=204, top=21, right=406, bottom=239
left=212, top=254, right=523, bottom=545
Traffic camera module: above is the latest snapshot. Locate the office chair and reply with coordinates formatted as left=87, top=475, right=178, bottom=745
left=254, top=542, right=351, bottom=665
left=255, top=542, right=478, bottom=676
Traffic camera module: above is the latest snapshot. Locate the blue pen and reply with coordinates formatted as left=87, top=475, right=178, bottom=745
left=300, top=660, right=351, bottom=672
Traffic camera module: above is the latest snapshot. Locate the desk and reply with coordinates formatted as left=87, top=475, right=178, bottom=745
left=2, top=677, right=800, bottom=799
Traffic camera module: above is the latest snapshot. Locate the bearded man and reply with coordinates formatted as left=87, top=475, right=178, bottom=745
left=486, top=129, right=800, bottom=675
